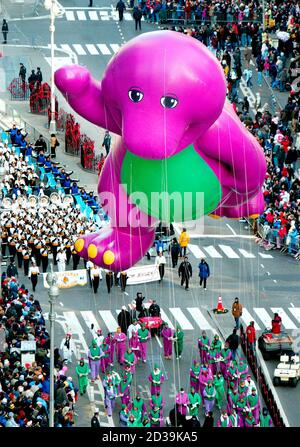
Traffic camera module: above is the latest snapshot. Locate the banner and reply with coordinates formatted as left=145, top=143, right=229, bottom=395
left=43, top=269, right=87, bottom=289
left=126, top=264, right=160, bottom=285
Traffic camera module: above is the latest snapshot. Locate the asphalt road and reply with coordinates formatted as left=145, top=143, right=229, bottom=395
left=2, top=0, right=300, bottom=427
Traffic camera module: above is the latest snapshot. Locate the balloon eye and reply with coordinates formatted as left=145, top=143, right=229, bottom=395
left=160, top=96, right=178, bottom=109
left=128, top=90, right=144, bottom=103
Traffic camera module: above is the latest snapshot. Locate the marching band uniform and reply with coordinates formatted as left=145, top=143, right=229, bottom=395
left=71, top=245, right=80, bottom=270
left=28, top=263, right=40, bottom=292
left=40, top=245, right=49, bottom=273
left=90, top=266, right=102, bottom=294
left=1, top=228, right=8, bottom=257
left=16, top=240, right=23, bottom=268
left=105, top=271, right=114, bottom=294
left=65, top=238, right=72, bottom=265
left=33, top=237, right=42, bottom=266
left=22, top=245, right=31, bottom=276
left=50, top=236, right=59, bottom=265
left=8, top=234, right=17, bottom=260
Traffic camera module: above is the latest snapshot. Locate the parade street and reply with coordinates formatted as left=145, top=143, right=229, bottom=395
left=14, top=215, right=300, bottom=427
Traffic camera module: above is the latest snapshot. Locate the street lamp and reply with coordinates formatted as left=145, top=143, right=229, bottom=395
left=46, top=265, right=60, bottom=427
left=44, top=0, right=60, bottom=134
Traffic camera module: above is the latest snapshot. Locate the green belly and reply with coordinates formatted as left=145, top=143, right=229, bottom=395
left=121, top=144, right=222, bottom=222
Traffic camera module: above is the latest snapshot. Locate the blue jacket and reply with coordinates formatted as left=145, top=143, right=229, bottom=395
left=155, top=240, right=164, bottom=252
left=198, top=261, right=210, bottom=278
left=71, top=185, right=79, bottom=195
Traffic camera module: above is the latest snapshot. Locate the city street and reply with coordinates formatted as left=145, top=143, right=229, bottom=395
left=0, top=0, right=299, bottom=429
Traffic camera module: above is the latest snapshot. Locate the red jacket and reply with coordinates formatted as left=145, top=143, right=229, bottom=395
left=246, top=325, right=256, bottom=343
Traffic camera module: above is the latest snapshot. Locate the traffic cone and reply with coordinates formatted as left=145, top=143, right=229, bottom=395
left=217, top=296, right=224, bottom=312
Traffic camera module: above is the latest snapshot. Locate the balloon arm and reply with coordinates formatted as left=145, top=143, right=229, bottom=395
left=54, top=65, right=121, bottom=134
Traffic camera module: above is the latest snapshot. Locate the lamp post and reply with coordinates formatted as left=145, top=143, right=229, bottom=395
left=44, top=0, right=60, bottom=134
left=46, top=266, right=59, bottom=427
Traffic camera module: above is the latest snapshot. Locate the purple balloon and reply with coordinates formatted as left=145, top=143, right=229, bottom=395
left=55, top=31, right=266, bottom=271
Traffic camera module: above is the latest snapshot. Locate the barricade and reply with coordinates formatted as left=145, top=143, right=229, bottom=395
left=29, top=82, right=51, bottom=114
left=8, top=78, right=30, bottom=101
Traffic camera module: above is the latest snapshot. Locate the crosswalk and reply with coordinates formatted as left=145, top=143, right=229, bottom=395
left=189, top=243, right=273, bottom=260
left=63, top=9, right=142, bottom=22
left=48, top=306, right=300, bottom=339
left=48, top=43, right=122, bottom=57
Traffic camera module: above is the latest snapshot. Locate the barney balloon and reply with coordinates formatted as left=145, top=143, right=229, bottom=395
left=55, top=31, right=266, bottom=271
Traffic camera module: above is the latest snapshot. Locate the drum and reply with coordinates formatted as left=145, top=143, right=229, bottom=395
left=50, top=192, right=61, bottom=205
left=39, top=195, right=50, bottom=207
left=28, top=195, right=38, bottom=207
left=2, top=197, right=12, bottom=209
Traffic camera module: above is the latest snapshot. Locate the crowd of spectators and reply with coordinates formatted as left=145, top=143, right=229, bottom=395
left=0, top=273, right=79, bottom=427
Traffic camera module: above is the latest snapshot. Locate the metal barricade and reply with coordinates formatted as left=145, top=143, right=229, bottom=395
left=8, top=78, right=30, bottom=101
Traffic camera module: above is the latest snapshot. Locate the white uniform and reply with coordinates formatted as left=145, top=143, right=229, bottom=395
left=57, top=251, right=67, bottom=272
left=60, top=336, right=77, bottom=363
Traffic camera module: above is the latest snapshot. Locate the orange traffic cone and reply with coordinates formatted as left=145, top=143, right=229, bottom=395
left=217, top=296, right=224, bottom=312
left=213, top=295, right=228, bottom=314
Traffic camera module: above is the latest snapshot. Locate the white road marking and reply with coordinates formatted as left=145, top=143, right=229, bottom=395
left=226, top=223, right=237, bottom=235
left=270, top=307, right=297, bottom=330
left=98, top=310, right=118, bottom=332
left=288, top=307, right=300, bottom=324
left=188, top=244, right=206, bottom=259
left=86, top=44, right=99, bottom=55
left=260, top=264, right=265, bottom=268
left=77, top=11, right=87, bottom=20
left=60, top=44, right=73, bottom=53
left=88, top=11, right=99, bottom=20
left=80, top=311, right=101, bottom=333
left=59, top=302, right=64, bottom=307
left=290, top=303, right=295, bottom=308
left=72, top=44, right=87, bottom=55
left=253, top=308, right=272, bottom=329
left=258, top=252, right=273, bottom=259
left=110, top=44, right=121, bottom=53
left=186, top=307, right=213, bottom=331
left=203, top=245, right=223, bottom=258
left=241, top=308, right=261, bottom=330
left=97, top=44, right=111, bottom=55
left=218, top=244, right=240, bottom=258
left=273, top=279, right=277, bottom=283
left=155, top=335, right=162, bottom=348
left=124, top=12, right=133, bottom=20
left=65, top=11, right=75, bottom=21
left=239, top=248, right=256, bottom=258
left=169, top=308, right=194, bottom=330
left=160, top=309, right=175, bottom=329
left=100, top=11, right=110, bottom=20
left=45, top=57, right=74, bottom=70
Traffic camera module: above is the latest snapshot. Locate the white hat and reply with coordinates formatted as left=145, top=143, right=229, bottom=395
left=122, top=305, right=126, bottom=310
